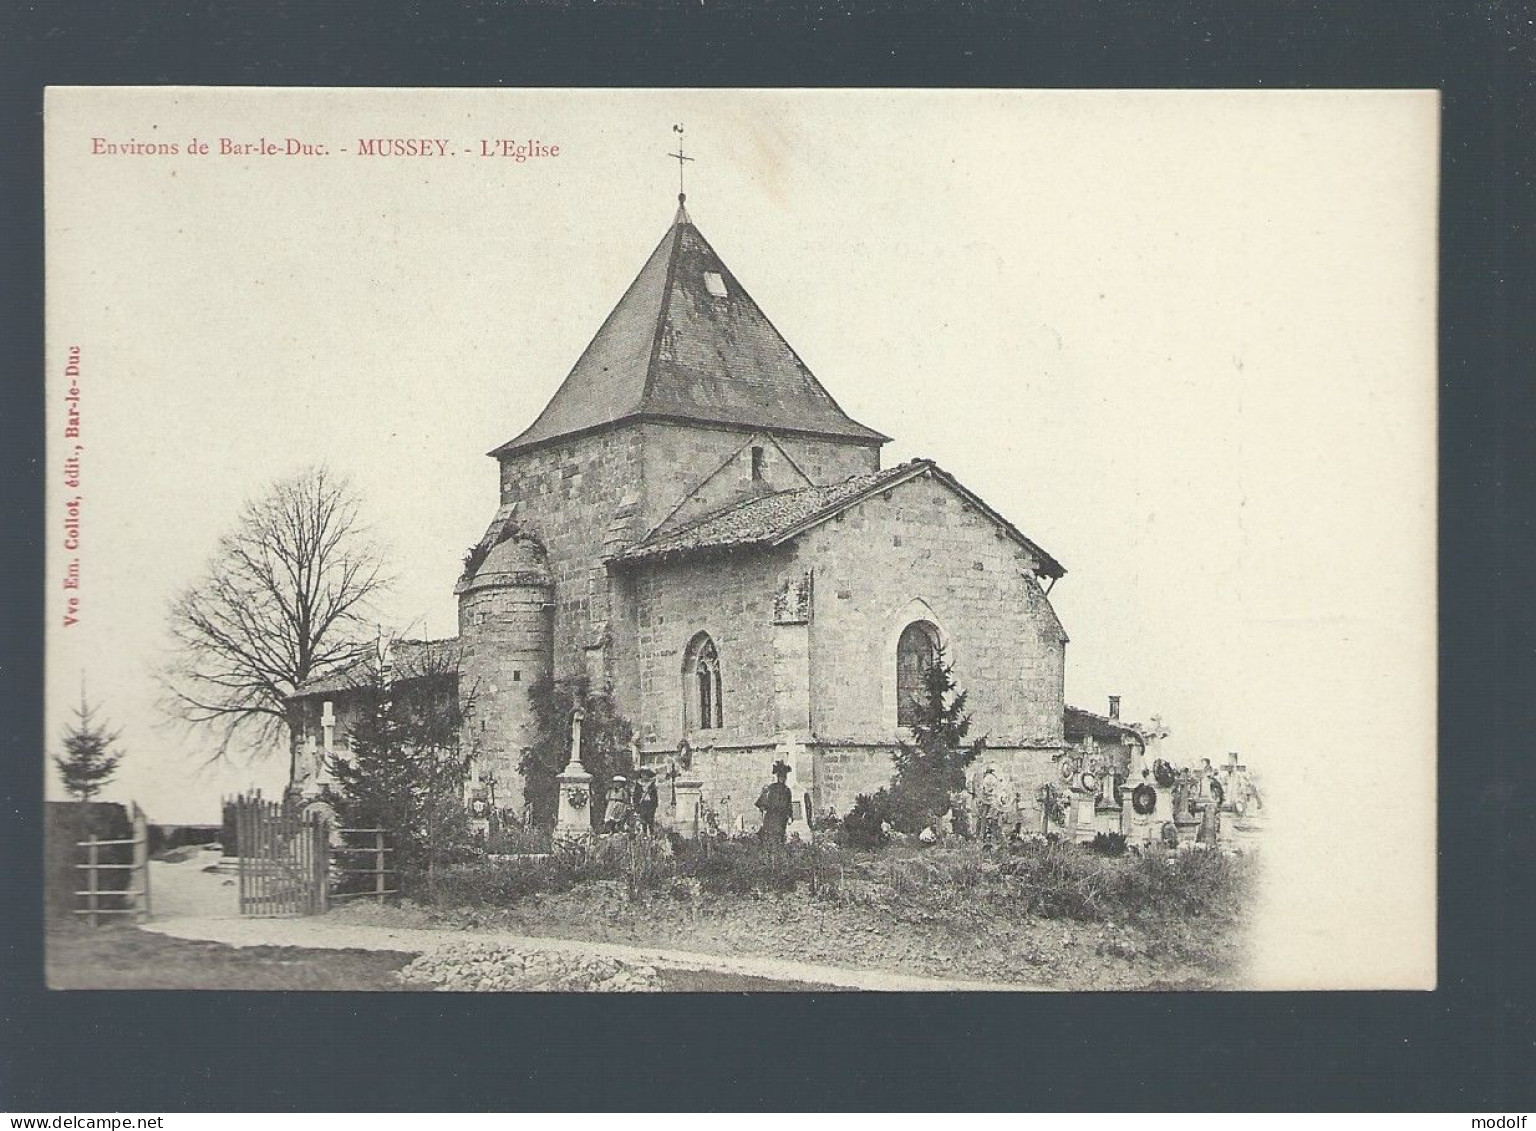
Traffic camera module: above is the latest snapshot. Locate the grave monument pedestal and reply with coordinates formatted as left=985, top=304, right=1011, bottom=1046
left=1071, top=791, right=1098, bottom=843
left=673, top=779, right=703, bottom=838
left=555, top=708, right=593, bottom=839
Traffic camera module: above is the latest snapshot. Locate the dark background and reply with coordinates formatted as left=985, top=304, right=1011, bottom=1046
left=2, top=0, right=1532, bottom=1112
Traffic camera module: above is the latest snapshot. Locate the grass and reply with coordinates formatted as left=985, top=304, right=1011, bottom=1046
left=418, top=834, right=837, bottom=908
left=656, top=969, right=836, bottom=992
left=401, top=834, right=1259, bottom=983
left=45, top=919, right=837, bottom=993
left=46, top=920, right=414, bottom=991
left=419, top=833, right=1255, bottom=926
left=57, top=837, right=1252, bottom=990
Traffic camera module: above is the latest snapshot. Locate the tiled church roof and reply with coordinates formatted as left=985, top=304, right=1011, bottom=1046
left=492, top=201, right=889, bottom=456
left=289, top=637, right=461, bottom=699
left=615, top=458, right=1066, bottom=579
left=1064, top=705, right=1144, bottom=744
left=619, top=463, right=913, bottom=561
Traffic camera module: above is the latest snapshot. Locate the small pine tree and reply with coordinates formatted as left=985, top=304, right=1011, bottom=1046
left=520, top=676, right=634, bottom=830
left=328, top=660, right=471, bottom=889
left=54, top=694, right=125, bottom=803
left=887, top=644, right=985, bottom=833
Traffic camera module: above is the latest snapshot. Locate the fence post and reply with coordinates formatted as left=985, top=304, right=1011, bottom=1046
left=374, top=830, right=386, bottom=903
left=237, top=796, right=248, bottom=914
left=134, top=804, right=152, bottom=922
left=86, top=834, right=99, bottom=928
left=315, top=817, right=330, bottom=914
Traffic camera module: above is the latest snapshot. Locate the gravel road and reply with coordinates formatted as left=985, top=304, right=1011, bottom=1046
left=143, top=857, right=1027, bottom=991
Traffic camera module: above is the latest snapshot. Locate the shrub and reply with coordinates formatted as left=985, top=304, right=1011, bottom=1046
left=982, top=838, right=1259, bottom=925
left=992, top=839, right=1122, bottom=920
left=1125, top=847, right=1256, bottom=921
left=663, top=828, right=691, bottom=856
left=416, top=831, right=842, bottom=907
left=327, top=656, right=474, bottom=895
left=878, top=844, right=991, bottom=899
left=836, top=791, right=891, bottom=849
left=422, top=856, right=580, bottom=907
left=680, top=836, right=818, bottom=896
left=412, top=816, right=1258, bottom=950
left=487, top=823, right=553, bottom=855
left=1089, top=832, right=1128, bottom=857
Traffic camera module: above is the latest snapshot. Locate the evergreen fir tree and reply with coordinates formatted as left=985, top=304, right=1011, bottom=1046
left=887, top=644, right=985, bottom=833
left=328, top=657, right=470, bottom=887
left=54, top=694, right=125, bottom=803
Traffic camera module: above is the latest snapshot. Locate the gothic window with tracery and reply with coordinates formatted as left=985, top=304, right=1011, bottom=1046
left=896, top=621, right=940, bottom=729
left=683, top=633, right=723, bottom=731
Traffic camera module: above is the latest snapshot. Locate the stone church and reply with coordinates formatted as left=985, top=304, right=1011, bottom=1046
left=291, top=192, right=1093, bottom=836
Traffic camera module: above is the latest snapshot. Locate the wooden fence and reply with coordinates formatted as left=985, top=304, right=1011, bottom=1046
left=75, top=802, right=151, bottom=926
left=330, top=828, right=397, bottom=903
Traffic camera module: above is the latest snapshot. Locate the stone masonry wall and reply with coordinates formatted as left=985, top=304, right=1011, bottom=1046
left=496, top=425, right=1067, bottom=830
left=497, top=427, right=643, bottom=678
left=614, top=467, right=1069, bottom=826
left=792, top=469, right=1068, bottom=747
left=687, top=741, right=786, bottom=833
left=457, top=585, right=552, bottom=816
left=620, top=547, right=787, bottom=747
left=638, top=421, right=880, bottom=531
left=650, top=438, right=812, bottom=538
left=813, top=743, right=1061, bottom=826
left=612, top=544, right=796, bottom=832
left=498, top=422, right=879, bottom=686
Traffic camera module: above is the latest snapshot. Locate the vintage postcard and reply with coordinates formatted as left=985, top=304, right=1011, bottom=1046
left=43, top=87, right=1438, bottom=992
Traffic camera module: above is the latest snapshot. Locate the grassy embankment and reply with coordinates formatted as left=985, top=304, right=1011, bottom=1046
left=368, top=835, right=1260, bottom=990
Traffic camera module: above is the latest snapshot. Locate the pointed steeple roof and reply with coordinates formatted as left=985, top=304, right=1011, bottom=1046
left=492, top=202, right=889, bottom=456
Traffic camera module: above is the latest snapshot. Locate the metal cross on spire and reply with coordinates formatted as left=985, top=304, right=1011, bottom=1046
left=668, top=123, right=694, bottom=203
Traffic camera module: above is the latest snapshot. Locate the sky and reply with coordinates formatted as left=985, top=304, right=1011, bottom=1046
left=45, top=88, right=1438, bottom=987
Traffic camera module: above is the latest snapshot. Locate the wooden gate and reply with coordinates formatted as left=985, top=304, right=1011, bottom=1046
left=232, top=792, right=329, bottom=917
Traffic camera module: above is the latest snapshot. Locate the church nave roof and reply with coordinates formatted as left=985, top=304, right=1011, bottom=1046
left=614, top=458, right=1065, bottom=579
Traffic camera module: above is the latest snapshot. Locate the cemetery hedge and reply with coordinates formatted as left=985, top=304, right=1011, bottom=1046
left=412, top=833, right=1257, bottom=933
left=44, top=801, right=132, bottom=918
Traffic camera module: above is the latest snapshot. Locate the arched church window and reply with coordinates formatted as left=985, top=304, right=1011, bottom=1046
left=896, top=621, right=940, bottom=729
left=683, top=633, right=723, bottom=731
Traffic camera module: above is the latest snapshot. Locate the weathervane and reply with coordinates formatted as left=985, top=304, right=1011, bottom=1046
left=668, top=123, right=694, bottom=202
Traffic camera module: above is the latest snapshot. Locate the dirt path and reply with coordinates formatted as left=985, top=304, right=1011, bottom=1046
left=142, top=856, right=1031, bottom=990
left=140, top=912, right=1032, bottom=991
left=148, top=852, right=240, bottom=919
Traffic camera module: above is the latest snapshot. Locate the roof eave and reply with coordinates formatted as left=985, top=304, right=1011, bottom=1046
left=490, top=412, right=890, bottom=459
left=1064, top=706, right=1145, bottom=742
left=610, top=540, right=776, bottom=569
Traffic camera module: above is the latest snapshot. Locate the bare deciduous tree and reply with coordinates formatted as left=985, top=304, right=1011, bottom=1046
left=162, top=465, right=389, bottom=763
